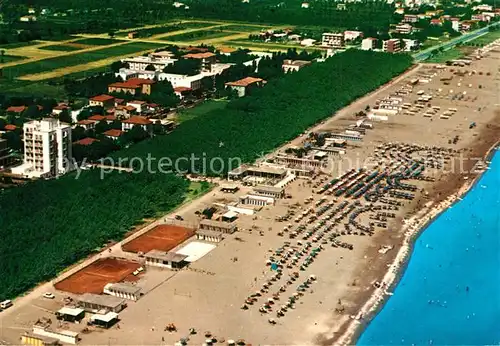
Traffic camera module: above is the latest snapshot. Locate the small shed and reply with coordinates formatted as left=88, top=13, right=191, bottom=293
left=77, top=293, right=126, bottom=313
left=55, top=307, right=85, bottom=323
left=90, top=312, right=119, bottom=329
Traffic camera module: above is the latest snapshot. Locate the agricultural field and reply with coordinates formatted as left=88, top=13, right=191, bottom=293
left=166, top=29, right=235, bottom=42
left=2, top=41, right=165, bottom=79
left=0, top=55, right=26, bottom=63
left=71, top=38, right=122, bottom=46
left=0, top=41, right=40, bottom=49
left=220, top=24, right=269, bottom=32
left=38, top=44, right=83, bottom=52
left=120, top=21, right=219, bottom=38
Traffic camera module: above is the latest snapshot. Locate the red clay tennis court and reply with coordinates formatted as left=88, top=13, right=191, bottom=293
left=54, top=258, right=141, bottom=294
left=122, top=224, right=194, bottom=254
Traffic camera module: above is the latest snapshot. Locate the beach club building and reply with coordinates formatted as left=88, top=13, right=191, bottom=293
left=144, top=250, right=188, bottom=269
left=198, top=219, right=237, bottom=234
left=196, top=229, right=224, bottom=243
left=89, top=312, right=119, bottom=329
left=77, top=293, right=126, bottom=313
left=103, top=282, right=141, bottom=301
left=253, top=185, right=285, bottom=199
left=239, top=194, right=275, bottom=207
left=21, top=333, right=60, bottom=346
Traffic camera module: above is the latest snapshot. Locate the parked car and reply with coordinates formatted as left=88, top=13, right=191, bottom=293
left=42, top=293, right=55, bottom=299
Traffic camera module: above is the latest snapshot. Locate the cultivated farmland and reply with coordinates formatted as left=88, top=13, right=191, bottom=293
left=2, top=41, right=165, bottom=79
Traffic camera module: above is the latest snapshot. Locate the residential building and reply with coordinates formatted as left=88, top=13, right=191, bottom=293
left=114, top=105, right=137, bottom=119
left=6, top=105, right=27, bottom=114
left=403, top=14, right=419, bottom=23
left=300, top=38, right=316, bottom=46
left=430, top=19, right=442, bottom=25
left=321, top=33, right=345, bottom=48
left=108, top=78, right=155, bottom=96
left=383, top=39, right=401, bottom=53
left=20, top=15, right=37, bottom=22
left=0, top=139, right=13, bottom=168
left=282, top=59, right=311, bottom=73
left=122, top=116, right=153, bottom=134
left=403, top=38, right=420, bottom=51
left=74, top=137, right=99, bottom=146
left=12, top=119, right=72, bottom=178
left=89, top=94, right=115, bottom=109
left=159, top=73, right=204, bottom=90
left=121, top=55, right=177, bottom=72
left=225, top=77, right=266, bottom=97
left=52, top=103, right=70, bottom=116
left=344, top=30, right=363, bottom=41
left=451, top=18, right=461, bottom=31
left=126, top=100, right=147, bottom=113
left=395, top=23, right=413, bottom=34
left=174, top=86, right=192, bottom=99
left=103, top=129, right=124, bottom=140
left=361, top=37, right=377, bottom=50
left=182, top=52, right=216, bottom=72
left=76, top=119, right=96, bottom=131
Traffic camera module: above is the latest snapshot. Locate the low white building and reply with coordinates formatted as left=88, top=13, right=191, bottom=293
left=403, top=38, right=420, bottom=51
left=196, top=229, right=224, bottom=243
left=239, top=194, right=275, bottom=206
left=103, top=282, right=141, bottom=301
left=122, top=54, right=177, bottom=72
left=300, top=38, right=317, bottom=46
left=344, top=30, right=363, bottom=41
left=32, top=325, right=78, bottom=345
left=144, top=250, right=188, bottom=269
left=282, top=59, right=311, bottom=73
left=361, top=38, right=377, bottom=50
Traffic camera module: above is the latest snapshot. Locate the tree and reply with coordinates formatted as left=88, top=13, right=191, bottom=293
left=77, top=108, right=92, bottom=121
left=108, top=31, right=116, bottom=38
left=123, top=125, right=148, bottom=144
left=2, top=130, right=22, bottom=151
left=72, top=126, right=86, bottom=141
left=153, top=122, right=165, bottom=135
left=0, top=50, right=5, bottom=64
left=95, top=120, right=110, bottom=134
left=163, top=59, right=201, bottom=76
left=110, top=61, right=129, bottom=73
left=23, top=105, right=41, bottom=120
left=145, top=64, right=156, bottom=71
left=58, top=109, right=72, bottom=124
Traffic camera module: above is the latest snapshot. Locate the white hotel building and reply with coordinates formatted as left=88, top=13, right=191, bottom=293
left=12, top=118, right=72, bottom=178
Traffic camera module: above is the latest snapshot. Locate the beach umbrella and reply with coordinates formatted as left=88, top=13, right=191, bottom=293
left=227, top=340, right=235, bottom=346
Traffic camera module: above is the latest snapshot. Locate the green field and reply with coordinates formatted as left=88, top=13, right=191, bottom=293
left=0, top=55, right=26, bottom=63
left=426, top=47, right=467, bottom=63
left=71, top=38, right=122, bottom=46
left=167, top=29, right=234, bottom=42
left=464, top=30, right=500, bottom=46
left=177, top=100, right=228, bottom=123
left=122, top=21, right=219, bottom=38
left=2, top=42, right=165, bottom=78
left=221, top=24, right=268, bottom=32
left=0, top=41, right=40, bottom=49
left=38, top=44, right=83, bottom=52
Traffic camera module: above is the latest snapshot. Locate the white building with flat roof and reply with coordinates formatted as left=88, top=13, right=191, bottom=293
left=12, top=119, right=72, bottom=178
left=321, top=33, right=345, bottom=48
left=122, top=55, right=177, bottom=72
left=361, top=38, right=377, bottom=50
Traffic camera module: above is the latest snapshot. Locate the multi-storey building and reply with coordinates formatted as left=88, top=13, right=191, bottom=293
left=382, top=39, right=401, bottom=53
left=321, top=33, right=345, bottom=48
left=13, top=119, right=72, bottom=178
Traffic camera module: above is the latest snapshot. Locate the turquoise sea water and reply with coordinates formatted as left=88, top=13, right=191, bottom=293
left=358, top=149, right=500, bottom=345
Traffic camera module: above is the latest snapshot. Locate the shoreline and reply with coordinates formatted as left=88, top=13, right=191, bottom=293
left=335, top=142, right=500, bottom=346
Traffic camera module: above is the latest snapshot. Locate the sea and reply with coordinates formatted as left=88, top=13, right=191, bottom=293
left=358, top=149, right=500, bottom=345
